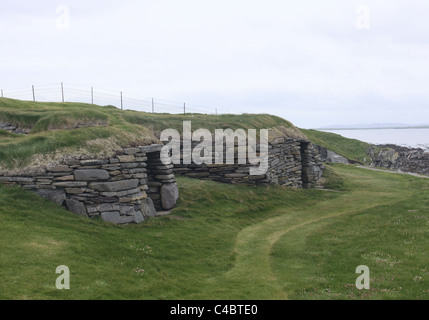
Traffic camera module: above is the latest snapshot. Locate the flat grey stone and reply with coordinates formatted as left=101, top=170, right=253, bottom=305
left=121, top=163, right=139, bottom=169
left=100, top=187, right=141, bottom=198
left=129, top=168, right=147, bottom=174
left=101, top=211, right=144, bottom=224
left=53, top=181, right=88, bottom=188
left=48, top=165, right=71, bottom=172
left=141, top=198, right=157, bottom=218
left=161, top=183, right=179, bottom=210
left=89, top=179, right=139, bottom=192
left=0, top=177, right=35, bottom=182
left=54, top=175, right=75, bottom=181
left=74, top=169, right=110, bottom=181
left=140, top=144, right=163, bottom=153
left=118, top=155, right=135, bottom=163
left=155, top=174, right=175, bottom=180
left=119, top=205, right=137, bottom=216
left=132, top=173, right=147, bottom=179
left=65, top=188, right=86, bottom=194
left=96, top=203, right=121, bottom=212
left=66, top=159, right=81, bottom=166
left=124, top=147, right=141, bottom=155
left=133, top=211, right=145, bottom=224
left=36, top=185, right=56, bottom=190
left=100, top=211, right=122, bottom=223
left=80, top=160, right=108, bottom=166
left=65, top=199, right=88, bottom=217
left=118, top=191, right=146, bottom=202
left=34, top=189, right=66, bottom=206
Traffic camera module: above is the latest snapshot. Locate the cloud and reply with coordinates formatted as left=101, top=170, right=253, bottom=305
left=0, top=0, right=428, bottom=128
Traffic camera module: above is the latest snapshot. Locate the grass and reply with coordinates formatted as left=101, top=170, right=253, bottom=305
left=0, top=175, right=327, bottom=300
left=1, top=97, right=428, bottom=300
left=0, top=98, right=300, bottom=170
left=301, top=129, right=372, bottom=164
left=0, top=164, right=428, bottom=300
left=0, top=98, right=294, bottom=133
left=271, top=165, right=429, bottom=300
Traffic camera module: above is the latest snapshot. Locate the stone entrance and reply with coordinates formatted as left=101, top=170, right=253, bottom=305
left=0, top=144, right=179, bottom=225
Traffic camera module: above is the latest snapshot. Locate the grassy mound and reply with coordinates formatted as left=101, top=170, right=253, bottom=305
left=301, top=129, right=371, bottom=164
left=0, top=98, right=301, bottom=171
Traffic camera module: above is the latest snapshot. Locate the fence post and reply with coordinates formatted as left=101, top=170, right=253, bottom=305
left=184, top=102, right=186, bottom=115
left=152, top=98, right=154, bottom=113
left=32, top=85, right=36, bottom=101
left=120, top=91, right=123, bottom=110
left=61, top=82, right=65, bottom=102
left=91, top=87, right=94, bottom=104
left=1, top=89, right=3, bottom=98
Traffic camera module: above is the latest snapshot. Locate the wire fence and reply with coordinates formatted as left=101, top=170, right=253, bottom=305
left=0, top=83, right=228, bottom=115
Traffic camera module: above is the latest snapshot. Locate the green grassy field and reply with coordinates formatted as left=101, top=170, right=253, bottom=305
left=0, top=164, right=428, bottom=300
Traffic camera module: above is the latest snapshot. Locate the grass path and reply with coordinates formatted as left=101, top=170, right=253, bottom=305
left=357, top=165, right=429, bottom=179
left=198, top=165, right=415, bottom=299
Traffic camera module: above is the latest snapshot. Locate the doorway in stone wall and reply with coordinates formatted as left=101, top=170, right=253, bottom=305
left=145, top=150, right=179, bottom=212
left=300, top=141, right=312, bottom=189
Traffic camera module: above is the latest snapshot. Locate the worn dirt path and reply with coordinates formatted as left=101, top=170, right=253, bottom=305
left=200, top=165, right=414, bottom=299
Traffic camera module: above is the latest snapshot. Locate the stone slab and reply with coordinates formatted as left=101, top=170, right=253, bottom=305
left=161, top=183, right=179, bottom=210
left=74, top=169, right=110, bottom=181
left=89, top=179, right=139, bottom=192
left=140, top=144, right=163, bottom=153
left=65, top=199, right=88, bottom=217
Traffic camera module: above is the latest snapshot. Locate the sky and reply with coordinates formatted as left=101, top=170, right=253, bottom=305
left=1, top=0, right=429, bottom=128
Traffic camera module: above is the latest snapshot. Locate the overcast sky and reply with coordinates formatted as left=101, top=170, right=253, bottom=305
left=1, top=0, right=429, bottom=128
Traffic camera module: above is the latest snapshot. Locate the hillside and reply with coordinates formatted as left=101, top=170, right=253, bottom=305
left=300, top=129, right=372, bottom=164
left=0, top=98, right=303, bottom=171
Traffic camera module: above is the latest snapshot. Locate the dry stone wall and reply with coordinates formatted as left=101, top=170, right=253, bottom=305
left=0, top=137, right=325, bottom=224
left=0, top=144, right=179, bottom=225
left=172, top=137, right=325, bottom=188
left=143, top=145, right=179, bottom=211
left=300, top=141, right=325, bottom=188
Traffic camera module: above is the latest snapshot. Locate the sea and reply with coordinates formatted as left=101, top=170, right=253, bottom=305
left=320, top=128, right=429, bottom=151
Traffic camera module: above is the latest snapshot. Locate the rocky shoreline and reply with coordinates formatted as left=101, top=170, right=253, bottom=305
left=367, top=144, right=429, bottom=176
left=317, top=142, right=429, bottom=177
